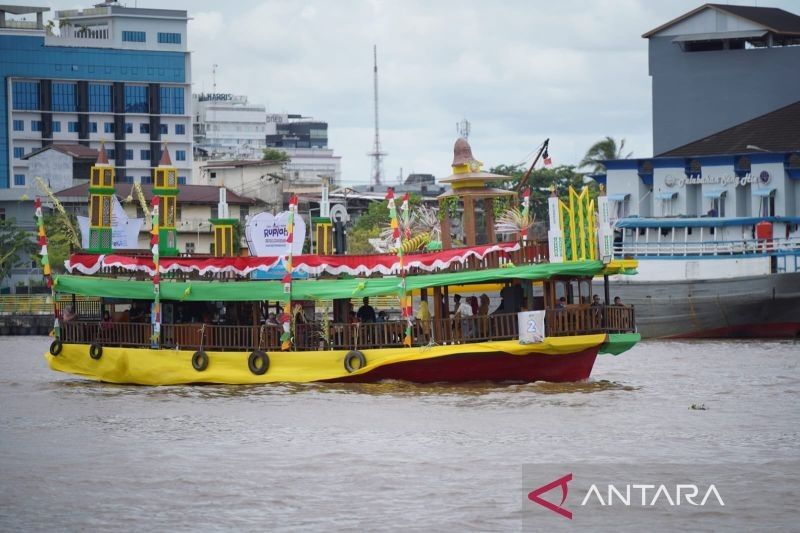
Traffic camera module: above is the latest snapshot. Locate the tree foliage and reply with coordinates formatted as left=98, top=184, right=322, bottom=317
left=488, top=164, right=597, bottom=224
left=261, top=148, right=291, bottom=164
left=42, top=212, right=76, bottom=274
left=578, top=136, right=633, bottom=174
left=0, top=218, right=37, bottom=283
left=346, top=195, right=423, bottom=254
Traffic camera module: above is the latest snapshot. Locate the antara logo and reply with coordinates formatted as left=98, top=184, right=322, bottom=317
left=528, top=474, right=725, bottom=519
left=528, top=473, right=573, bottom=519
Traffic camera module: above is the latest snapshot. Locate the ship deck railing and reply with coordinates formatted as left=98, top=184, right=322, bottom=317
left=614, top=237, right=800, bottom=258
left=59, top=306, right=635, bottom=352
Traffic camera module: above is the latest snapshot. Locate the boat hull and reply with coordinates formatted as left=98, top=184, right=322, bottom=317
left=44, top=334, right=637, bottom=385
left=609, top=270, right=800, bottom=339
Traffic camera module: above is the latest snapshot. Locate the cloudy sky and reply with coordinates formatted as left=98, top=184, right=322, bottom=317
left=45, top=1, right=800, bottom=184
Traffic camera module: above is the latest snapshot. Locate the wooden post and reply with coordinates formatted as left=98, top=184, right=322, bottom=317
left=432, top=286, right=442, bottom=344
left=463, top=196, right=476, bottom=246
left=440, top=200, right=452, bottom=250
left=484, top=197, right=495, bottom=245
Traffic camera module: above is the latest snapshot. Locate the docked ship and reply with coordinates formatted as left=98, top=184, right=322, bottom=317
left=600, top=143, right=800, bottom=338
left=41, top=140, right=639, bottom=385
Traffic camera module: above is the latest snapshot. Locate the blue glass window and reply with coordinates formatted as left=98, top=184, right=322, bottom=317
left=141, top=175, right=152, bottom=185
left=159, top=124, right=168, bottom=134
left=14, top=174, right=25, bottom=186
left=125, top=149, right=133, bottom=160
left=52, top=121, right=61, bottom=133
left=124, top=85, right=149, bottom=113
left=159, top=86, right=184, bottom=115
left=107, top=148, right=115, bottom=160
left=51, top=82, right=77, bottom=112
left=13, top=147, right=24, bottom=159
left=31, top=121, right=43, bottom=132
left=89, top=122, right=98, bottom=133
left=12, top=81, right=39, bottom=110
left=176, top=150, right=186, bottom=161
left=88, top=83, right=112, bottom=112
left=122, top=176, right=134, bottom=184
left=125, top=122, right=133, bottom=134
left=122, top=31, right=146, bottom=42
left=140, top=123, right=150, bottom=134
left=175, top=124, right=185, bottom=135
left=157, top=32, right=181, bottom=44
left=68, top=121, right=79, bottom=133
left=177, top=176, right=187, bottom=185
left=13, top=120, right=24, bottom=132
left=141, top=149, right=151, bottom=160
left=104, top=122, right=114, bottom=134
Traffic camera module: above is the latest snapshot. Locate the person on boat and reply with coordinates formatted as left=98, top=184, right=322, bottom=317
left=591, top=294, right=602, bottom=307
left=613, top=296, right=623, bottom=306
left=478, top=294, right=491, bottom=338
left=377, top=310, right=388, bottom=323
left=557, top=297, right=567, bottom=309
left=357, top=297, right=376, bottom=323
left=62, top=305, right=76, bottom=323
left=468, top=296, right=479, bottom=316
left=415, top=300, right=432, bottom=342
left=454, top=294, right=473, bottom=339
left=129, top=302, right=146, bottom=323
left=266, top=313, right=278, bottom=325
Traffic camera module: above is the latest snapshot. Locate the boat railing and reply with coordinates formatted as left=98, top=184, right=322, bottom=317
left=614, top=237, right=800, bottom=258
left=60, top=307, right=635, bottom=351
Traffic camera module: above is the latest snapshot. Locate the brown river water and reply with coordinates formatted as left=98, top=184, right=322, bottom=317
left=0, top=336, right=798, bottom=532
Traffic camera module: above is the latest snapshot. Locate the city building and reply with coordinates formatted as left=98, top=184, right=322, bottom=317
left=265, top=113, right=341, bottom=187
left=0, top=1, right=192, bottom=291
left=192, top=93, right=267, bottom=160
left=195, top=159, right=284, bottom=213
left=645, top=3, right=800, bottom=155
left=2, top=1, right=192, bottom=189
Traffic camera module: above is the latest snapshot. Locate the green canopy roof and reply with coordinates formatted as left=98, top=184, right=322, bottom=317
left=54, top=261, right=605, bottom=302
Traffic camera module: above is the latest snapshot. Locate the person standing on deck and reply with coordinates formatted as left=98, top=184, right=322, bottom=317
left=357, top=297, right=376, bottom=323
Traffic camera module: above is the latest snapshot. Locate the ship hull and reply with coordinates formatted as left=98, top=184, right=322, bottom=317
left=609, top=270, right=800, bottom=339
left=44, top=334, right=638, bottom=385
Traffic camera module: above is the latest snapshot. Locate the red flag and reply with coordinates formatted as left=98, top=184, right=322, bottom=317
left=152, top=196, right=160, bottom=207
left=282, top=273, right=292, bottom=284
left=543, top=149, right=552, bottom=167
left=34, top=197, right=42, bottom=209
left=385, top=188, right=394, bottom=200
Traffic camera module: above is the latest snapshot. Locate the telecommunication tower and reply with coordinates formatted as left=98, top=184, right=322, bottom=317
left=367, top=45, right=387, bottom=187
left=457, top=118, right=471, bottom=140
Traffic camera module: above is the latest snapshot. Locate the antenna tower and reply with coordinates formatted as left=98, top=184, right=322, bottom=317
left=367, top=45, right=387, bottom=187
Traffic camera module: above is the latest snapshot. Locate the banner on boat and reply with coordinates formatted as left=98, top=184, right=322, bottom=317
left=518, top=310, right=546, bottom=344
left=76, top=196, right=143, bottom=249
left=245, top=211, right=306, bottom=257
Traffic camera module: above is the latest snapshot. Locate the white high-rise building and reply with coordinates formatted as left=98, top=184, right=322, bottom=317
left=192, top=93, right=266, bottom=160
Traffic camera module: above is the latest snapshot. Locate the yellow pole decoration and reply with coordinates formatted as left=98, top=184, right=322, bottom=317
left=34, top=177, right=80, bottom=248
left=34, top=197, right=60, bottom=338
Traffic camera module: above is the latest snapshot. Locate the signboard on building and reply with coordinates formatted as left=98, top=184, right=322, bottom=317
left=245, top=211, right=306, bottom=257
left=664, top=172, right=771, bottom=188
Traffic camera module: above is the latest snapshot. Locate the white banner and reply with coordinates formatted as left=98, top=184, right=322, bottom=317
left=518, top=310, right=546, bottom=344
left=596, top=195, right=614, bottom=264
left=245, top=211, right=306, bottom=257
left=76, top=196, right=142, bottom=250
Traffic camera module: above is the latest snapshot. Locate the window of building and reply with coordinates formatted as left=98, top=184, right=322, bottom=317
left=13, top=120, right=24, bottom=132
left=159, top=86, right=184, bottom=115
left=140, top=149, right=151, bottom=160
left=13, top=147, right=24, bottom=159
left=104, top=122, right=114, bottom=134
left=89, top=122, right=98, bottom=133
left=124, top=122, right=133, bottom=134
left=175, top=124, right=185, bottom=135
left=0, top=208, right=5, bottom=221
left=124, top=149, right=133, bottom=161
left=124, top=85, right=149, bottom=113
left=211, top=206, right=218, bottom=219
left=177, top=176, right=186, bottom=185
left=210, top=171, right=217, bottom=179
left=51, top=82, right=77, bottom=112
left=68, top=121, right=79, bottom=133
left=12, top=81, right=39, bottom=110
left=14, top=174, right=25, bottom=186
left=176, top=150, right=186, bottom=161
left=140, top=123, right=150, bottom=134
left=52, top=121, right=61, bottom=133
left=88, top=83, right=112, bottom=112
left=185, top=242, right=195, bottom=254
left=107, top=148, right=115, bottom=160
left=31, top=120, right=42, bottom=132
left=158, top=32, right=181, bottom=44
left=122, top=31, right=146, bottom=42
left=160, top=124, right=168, bottom=134
left=141, top=175, right=152, bottom=185
left=760, top=194, right=776, bottom=217
left=240, top=206, right=249, bottom=224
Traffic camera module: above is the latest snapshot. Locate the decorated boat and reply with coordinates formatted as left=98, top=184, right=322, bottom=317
left=40, top=139, right=639, bottom=385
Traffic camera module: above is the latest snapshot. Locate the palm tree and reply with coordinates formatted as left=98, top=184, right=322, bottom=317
left=579, top=136, right=633, bottom=173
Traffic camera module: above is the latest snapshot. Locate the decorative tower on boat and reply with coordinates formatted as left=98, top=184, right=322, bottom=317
left=210, top=186, right=238, bottom=257
left=88, top=142, right=115, bottom=253
left=438, top=138, right=516, bottom=248
left=313, top=175, right=334, bottom=255
left=152, top=144, right=179, bottom=256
